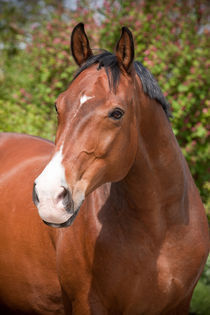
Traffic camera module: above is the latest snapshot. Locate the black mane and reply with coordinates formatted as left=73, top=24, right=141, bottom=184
left=73, top=51, right=171, bottom=118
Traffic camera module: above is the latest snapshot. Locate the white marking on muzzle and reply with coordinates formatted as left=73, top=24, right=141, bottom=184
left=34, top=144, right=72, bottom=224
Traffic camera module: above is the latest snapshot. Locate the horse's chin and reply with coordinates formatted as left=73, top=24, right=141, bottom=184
left=42, top=207, right=81, bottom=228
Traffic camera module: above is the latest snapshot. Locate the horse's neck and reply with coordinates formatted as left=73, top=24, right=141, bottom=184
left=109, top=92, right=190, bottom=240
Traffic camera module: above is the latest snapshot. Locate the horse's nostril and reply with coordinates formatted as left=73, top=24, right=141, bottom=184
left=32, top=183, right=39, bottom=206
left=56, top=187, right=72, bottom=209
left=57, top=186, right=67, bottom=201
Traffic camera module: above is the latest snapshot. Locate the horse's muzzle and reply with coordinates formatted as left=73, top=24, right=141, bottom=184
left=32, top=181, right=77, bottom=226
left=42, top=207, right=80, bottom=228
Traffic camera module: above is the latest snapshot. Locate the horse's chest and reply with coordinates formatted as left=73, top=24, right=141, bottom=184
left=59, top=226, right=190, bottom=313
left=88, top=244, right=185, bottom=313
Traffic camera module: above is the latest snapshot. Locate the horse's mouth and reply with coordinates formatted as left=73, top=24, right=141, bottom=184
left=42, top=207, right=80, bottom=228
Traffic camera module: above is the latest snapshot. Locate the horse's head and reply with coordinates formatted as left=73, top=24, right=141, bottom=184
left=33, top=23, right=168, bottom=228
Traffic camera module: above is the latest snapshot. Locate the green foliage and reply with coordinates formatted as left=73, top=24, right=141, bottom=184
left=191, top=281, right=210, bottom=315
left=0, top=1, right=97, bottom=140
left=191, top=255, right=210, bottom=315
left=200, top=255, right=210, bottom=286
left=0, top=15, right=77, bottom=140
left=0, top=0, right=62, bottom=55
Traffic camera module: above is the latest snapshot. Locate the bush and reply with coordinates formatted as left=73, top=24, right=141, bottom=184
left=190, top=256, right=210, bottom=315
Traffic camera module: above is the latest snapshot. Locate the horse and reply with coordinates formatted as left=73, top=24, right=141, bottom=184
left=0, top=23, right=209, bottom=314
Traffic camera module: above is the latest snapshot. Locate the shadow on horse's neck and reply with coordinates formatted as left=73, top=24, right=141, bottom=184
left=99, top=89, right=190, bottom=240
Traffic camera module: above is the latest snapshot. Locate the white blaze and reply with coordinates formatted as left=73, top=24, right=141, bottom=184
left=80, top=94, right=93, bottom=105
left=34, top=96, right=94, bottom=225
left=35, top=144, right=71, bottom=224
left=36, top=145, right=67, bottom=190
left=72, top=94, right=93, bottom=120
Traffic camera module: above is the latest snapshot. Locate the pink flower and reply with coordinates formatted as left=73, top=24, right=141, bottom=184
left=53, top=38, right=61, bottom=45
left=147, top=14, right=152, bottom=21
left=146, top=60, right=154, bottom=67
left=46, top=24, right=52, bottom=31
left=190, top=67, right=195, bottom=74
left=135, top=21, right=141, bottom=28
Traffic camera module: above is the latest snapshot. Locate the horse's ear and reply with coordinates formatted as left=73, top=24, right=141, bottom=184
left=115, top=27, right=134, bottom=73
left=71, top=23, right=93, bottom=66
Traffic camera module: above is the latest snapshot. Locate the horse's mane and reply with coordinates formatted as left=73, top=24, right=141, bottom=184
left=73, top=51, right=171, bottom=118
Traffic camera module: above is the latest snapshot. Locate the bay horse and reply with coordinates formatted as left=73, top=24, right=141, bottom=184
left=0, top=23, right=209, bottom=314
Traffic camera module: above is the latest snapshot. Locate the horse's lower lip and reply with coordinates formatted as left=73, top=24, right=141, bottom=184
left=42, top=208, right=80, bottom=228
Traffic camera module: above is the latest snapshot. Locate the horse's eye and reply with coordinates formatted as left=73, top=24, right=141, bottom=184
left=109, top=108, right=124, bottom=120
left=54, top=103, right=58, bottom=113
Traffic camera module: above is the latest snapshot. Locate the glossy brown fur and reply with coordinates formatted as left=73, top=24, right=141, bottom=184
left=0, top=133, right=64, bottom=314
left=0, top=24, right=209, bottom=314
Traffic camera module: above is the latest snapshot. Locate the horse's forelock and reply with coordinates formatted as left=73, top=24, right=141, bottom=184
left=72, top=51, right=171, bottom=118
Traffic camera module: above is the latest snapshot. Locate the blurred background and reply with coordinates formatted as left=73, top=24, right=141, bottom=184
left=0, top=0, right=209, bottom=313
